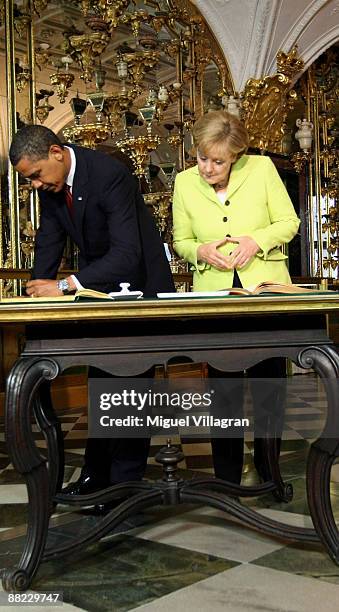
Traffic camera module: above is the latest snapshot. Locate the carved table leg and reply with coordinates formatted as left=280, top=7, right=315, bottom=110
left=260, top=437, right=293, bottom=502
left=33, top=381, right=64, bottom=498
left=2, top=357, right=59, bottom=591
left=298, top=345, right=339, bottom=563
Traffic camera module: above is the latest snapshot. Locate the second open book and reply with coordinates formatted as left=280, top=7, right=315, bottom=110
left=226, top=280, right=327, bottom=296
left=157, top=281, right=335, bottom=299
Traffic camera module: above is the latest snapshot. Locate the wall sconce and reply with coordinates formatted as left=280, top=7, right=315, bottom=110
left=295, top=118, right=313, bottom=151
left=222, top=94, right=241, bottom=118
left=292, top=118, right=313, bottom=173
left=15, top=56, right=31, bottom=93
left=35, top=42, right=50, bottom=70
left=50, top=56, right=74, bottom=103
left=35, top=89, right=54, bottom=123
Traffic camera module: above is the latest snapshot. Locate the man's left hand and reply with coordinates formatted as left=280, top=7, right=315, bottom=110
left=224, top=235, right=261, bottom=269
left=26, top=279, right=62, bottom=297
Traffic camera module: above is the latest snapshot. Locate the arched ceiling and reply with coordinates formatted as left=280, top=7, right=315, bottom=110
left=193, top=0, right=339, bottom=91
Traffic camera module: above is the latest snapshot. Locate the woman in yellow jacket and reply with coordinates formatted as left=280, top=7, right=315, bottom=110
left=172, top=110, right=300, bottom=485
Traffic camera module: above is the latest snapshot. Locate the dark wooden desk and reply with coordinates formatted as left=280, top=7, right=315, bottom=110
left=1, top=294, right=338, bottom=591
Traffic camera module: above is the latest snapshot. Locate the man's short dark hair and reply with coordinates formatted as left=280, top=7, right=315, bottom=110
left=9, top=125, right=64, bottom=166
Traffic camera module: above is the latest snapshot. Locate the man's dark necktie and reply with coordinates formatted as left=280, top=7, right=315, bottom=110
left=64, top=185, right=73, bottom=216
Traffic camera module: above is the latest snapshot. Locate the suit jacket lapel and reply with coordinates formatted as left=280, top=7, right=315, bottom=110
left=69, top=145, right=89, bottom=253
left=192, top=155, right=252, bottom=205
left=226, top=155, right=251, bottom=199
left=193, top=167, right=221, bottom=206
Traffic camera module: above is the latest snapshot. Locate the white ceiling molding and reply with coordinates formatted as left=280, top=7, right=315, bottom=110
left=297, top=24, right=339, bottom=72
left=193, top=0, right=339, bottom=92
left=265, top=0, right=331, bottom=74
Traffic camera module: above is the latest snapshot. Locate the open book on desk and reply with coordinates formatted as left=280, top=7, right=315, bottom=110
left=0, top=288, right=143, bottom=304
left=228, top=281, right=336, bottom=296
left=74, top=288, right=143, bottom=301
left=157, top=281, right=337, bottom=299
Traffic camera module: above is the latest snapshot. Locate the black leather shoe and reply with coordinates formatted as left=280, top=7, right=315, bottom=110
left=62, top=470, right=110, bottom=496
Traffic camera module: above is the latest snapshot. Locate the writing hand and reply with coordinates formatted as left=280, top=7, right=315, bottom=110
left=224, top=235, right=260, bottom=269
left=26, top=279, right=64, bottom=297
left=197, top=238, right=233, bottom=270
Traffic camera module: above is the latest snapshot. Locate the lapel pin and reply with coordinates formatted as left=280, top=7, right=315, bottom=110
left=77, top=196, right=83, bottom=200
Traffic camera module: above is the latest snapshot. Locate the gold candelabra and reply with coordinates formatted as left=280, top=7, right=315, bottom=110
left=116, top=134, right=161, bottom=177
left=63, top=122, right=111, bottom=149
left=81, top=0, right=129, bottom=30
left=121, top=9, right=150, bottom=38
left=49, top=56, right=74, bottom=104
left=103, top=88, right=136, bottom=132
left=68, top=31, right=110, bottom=83
left=122, top=50, right=159, bottom=87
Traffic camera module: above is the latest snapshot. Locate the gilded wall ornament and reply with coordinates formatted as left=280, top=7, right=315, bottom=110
left=242, top=46, right=304, bottom=153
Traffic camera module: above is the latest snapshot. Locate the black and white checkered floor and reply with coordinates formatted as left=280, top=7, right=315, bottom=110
left=0, top=373, right=338, bottom=611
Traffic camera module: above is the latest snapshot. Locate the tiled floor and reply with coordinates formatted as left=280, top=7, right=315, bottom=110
left=0, top=374, right=338, bottom=611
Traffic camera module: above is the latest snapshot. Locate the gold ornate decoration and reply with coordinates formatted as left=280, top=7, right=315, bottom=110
left=18, top=184, right=32, bottom=205
left=32, top=0, right=48, bottom=16
left=36, top=89, right=54, bottom=123
left=67, top=31, right=110, bottom=82
left=20, top=221, right=36, bottom=266
left=15, top=57, right=31, bottom=93
left=121, top=8, right=150, bottom=38
left=116, top=134, right=161, bottom=177
left=290, top=49, right=338, bottom=278
left=14, top=6, right=31, bottom=38
left=100, top=0, right=130, bottom=29
left=81, top=0, right=130, bottom=30
left=144, top=192, right=172, bottom=243
left=122, top=50, right=160, bottom=87
left=49, top=57, right=75, bottom=103
left=63, top=122, right=111, bottom=148
left=291, top=118, right=313, bottom=173
left=242, top=46, right=304, bottom=152
left=35, top=43, right=50, bottom=70
left=103, top=89, right=136, bottom=132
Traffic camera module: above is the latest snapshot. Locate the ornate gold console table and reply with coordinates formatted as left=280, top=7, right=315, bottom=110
left=0, top=293, right=338, bottom=591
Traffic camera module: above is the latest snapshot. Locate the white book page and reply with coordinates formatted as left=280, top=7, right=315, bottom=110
left=157, top=291, right=230, bottom=298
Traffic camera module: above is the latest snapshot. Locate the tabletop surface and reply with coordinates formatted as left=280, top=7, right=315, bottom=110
left=0, top=293, right=338, bottom=324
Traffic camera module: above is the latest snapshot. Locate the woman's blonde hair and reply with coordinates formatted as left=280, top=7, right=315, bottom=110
left=192, top=110, right=249, bottom=159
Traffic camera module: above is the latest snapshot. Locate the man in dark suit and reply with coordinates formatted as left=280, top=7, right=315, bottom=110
left=9, top=124, right=175, bottom=497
